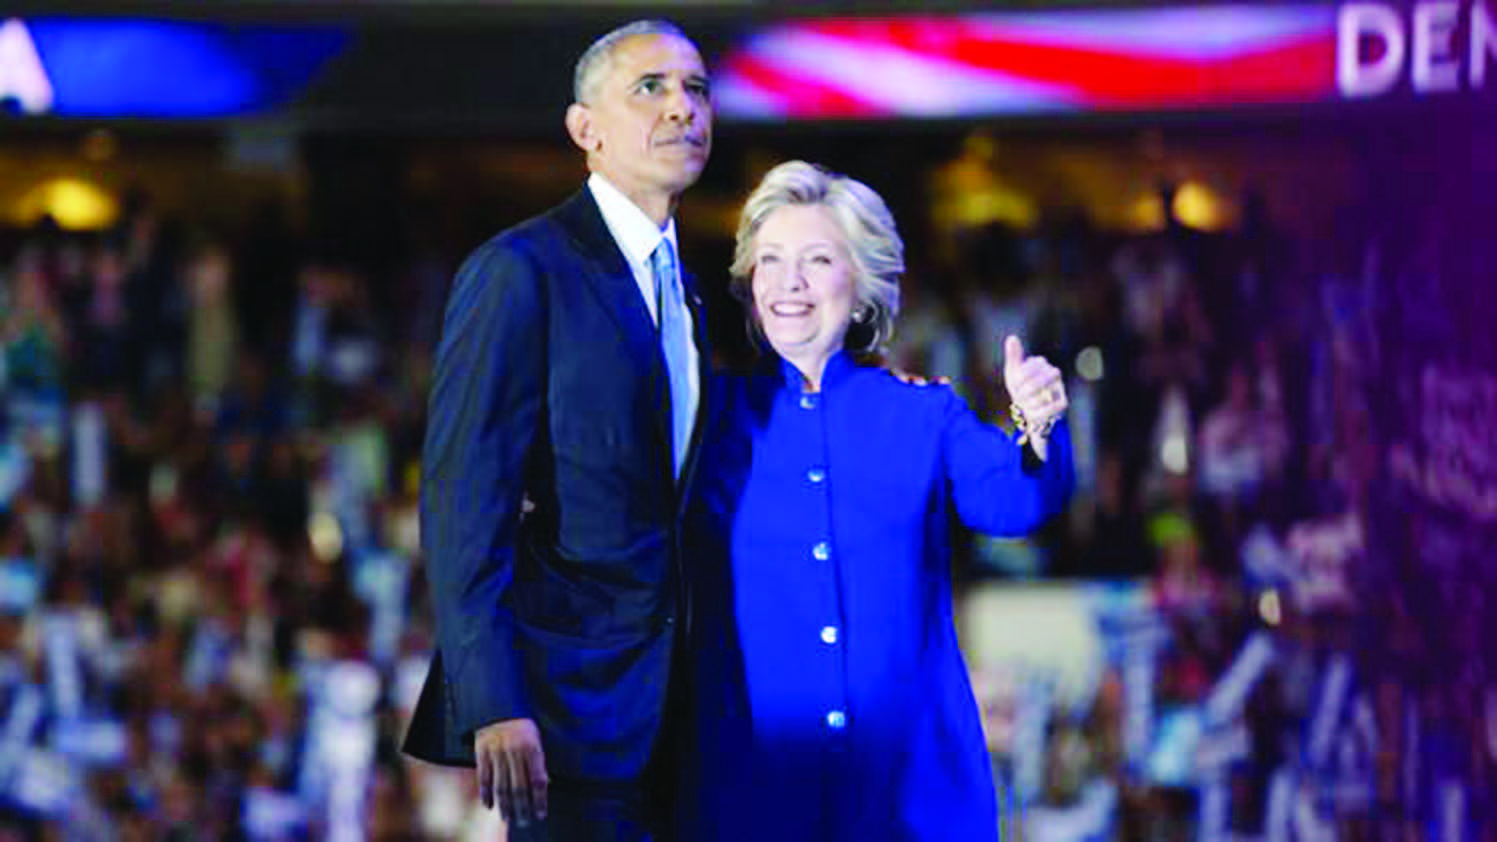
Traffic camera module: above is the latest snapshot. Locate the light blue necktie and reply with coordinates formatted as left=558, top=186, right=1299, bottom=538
left=651, top=238, right=692, bottom=479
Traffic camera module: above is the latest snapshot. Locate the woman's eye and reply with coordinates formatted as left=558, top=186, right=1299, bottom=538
left=758, top=254, right=780, bottom=265
left=810, top=254, right=833, bottom=266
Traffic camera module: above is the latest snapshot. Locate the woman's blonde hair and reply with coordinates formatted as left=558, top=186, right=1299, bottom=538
left=730, top=160, right=904, bottom=354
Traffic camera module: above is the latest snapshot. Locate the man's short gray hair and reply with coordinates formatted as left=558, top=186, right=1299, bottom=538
left=573, top=19, right=689, bottom=105
left=731, top=161, right=905, bottom=355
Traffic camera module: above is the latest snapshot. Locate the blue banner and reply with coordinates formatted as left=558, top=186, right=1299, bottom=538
left=1, top=17, right=347, bottom=117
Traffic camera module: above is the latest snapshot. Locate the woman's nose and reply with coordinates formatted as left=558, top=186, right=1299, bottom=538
left=779, top=265, right=807, bottom=291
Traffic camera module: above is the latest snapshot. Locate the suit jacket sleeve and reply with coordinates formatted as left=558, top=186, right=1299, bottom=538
left=421, top=237, right=544, bottom=738
left=938, top=386, right=1075, bottom=537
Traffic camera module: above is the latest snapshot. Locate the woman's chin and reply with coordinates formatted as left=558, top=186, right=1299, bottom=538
left=767, top=334, right=822, bottom=357
left=765, top=331, right=806, bottom=351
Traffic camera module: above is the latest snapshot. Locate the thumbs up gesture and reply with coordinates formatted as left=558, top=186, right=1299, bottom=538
left=1003, top=335, right=1067, bottom=457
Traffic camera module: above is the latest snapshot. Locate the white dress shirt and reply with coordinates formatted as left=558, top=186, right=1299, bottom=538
left=587, top=173, right=701, bottom=451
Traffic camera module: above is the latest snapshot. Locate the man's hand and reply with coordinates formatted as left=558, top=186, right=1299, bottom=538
left=1003, top=335, right=1067, bottom=459
left=475, top=718, right=549, bottom=827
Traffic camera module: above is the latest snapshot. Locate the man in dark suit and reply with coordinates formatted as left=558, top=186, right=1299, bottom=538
left=403, top=19, right=713, bottom=841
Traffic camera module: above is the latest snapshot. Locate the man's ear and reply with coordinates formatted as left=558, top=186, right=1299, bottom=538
left=565, top=104, right=596, bottom=153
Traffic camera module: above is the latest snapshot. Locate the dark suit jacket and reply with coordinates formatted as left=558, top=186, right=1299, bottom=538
left=403, top=188, right=708, bottom=786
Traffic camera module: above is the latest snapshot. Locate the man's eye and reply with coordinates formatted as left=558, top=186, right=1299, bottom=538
left=637, top=79, right=662, bottom=94
left=687, top=81, right=711, bottom=98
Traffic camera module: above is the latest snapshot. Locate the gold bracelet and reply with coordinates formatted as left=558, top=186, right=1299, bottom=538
left=1009, top=402, right=1058, bottom=447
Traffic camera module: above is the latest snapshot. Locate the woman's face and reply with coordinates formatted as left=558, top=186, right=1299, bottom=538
left=750, top=203, right=858, bottom=369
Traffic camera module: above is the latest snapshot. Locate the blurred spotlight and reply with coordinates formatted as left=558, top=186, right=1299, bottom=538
left=965, top=131, right=998, bottom=161
left=1258, top=589, right=1283, bottom=627
left=1161, top=435, right=1190, bottom=475
left=953, top=187, right=1037, bottom=230
left=1076, top=346, right=1105, bottom=382
left=1127, top=191, right=1166, bottom=232
left=309, top=512, right=344, bottom=563
left=80, top=130, right=118, bottom=163
left=1172, top=181, right=1229, bottom=231
left=13, top=178, right=119, bottom=230
left=933, top=131, right=1038, bottom=229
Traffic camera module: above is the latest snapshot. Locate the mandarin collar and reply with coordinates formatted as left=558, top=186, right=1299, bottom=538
left=774, top=349, right=859, bottom=395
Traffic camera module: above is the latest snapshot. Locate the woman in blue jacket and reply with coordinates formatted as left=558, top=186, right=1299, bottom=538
left=683, top=161, right=1074, bottom=841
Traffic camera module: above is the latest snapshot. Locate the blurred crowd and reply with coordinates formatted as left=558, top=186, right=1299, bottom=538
left=0, top=172, right=1491, bottom=840
left=0, top=195, right=448, bottom=840
left=896, top=191, right=1494, bottom=839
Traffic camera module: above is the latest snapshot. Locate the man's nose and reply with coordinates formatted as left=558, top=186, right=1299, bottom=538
left=663, top=84, right=696, bottom=123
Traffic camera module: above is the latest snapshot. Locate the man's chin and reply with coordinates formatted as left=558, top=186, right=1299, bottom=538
left=664, top=152, right=707, bottom=176
left=663, top=169, right=706, bottom=194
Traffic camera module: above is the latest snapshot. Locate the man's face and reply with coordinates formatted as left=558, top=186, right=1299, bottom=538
left=577, top=33, right=713, bottom=208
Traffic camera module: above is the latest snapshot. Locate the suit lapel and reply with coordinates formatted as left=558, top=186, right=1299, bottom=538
left=555, top=190, right=663, bottom=375
left=554, top=190, right=673, bottom=481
